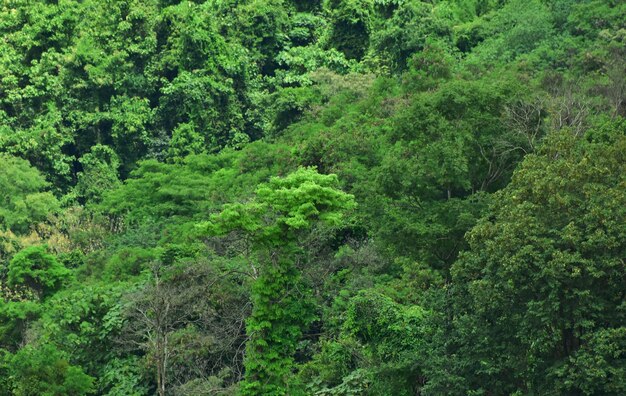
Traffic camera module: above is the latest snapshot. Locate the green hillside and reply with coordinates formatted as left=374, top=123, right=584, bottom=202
left=1, top=1, right=624, bottom=395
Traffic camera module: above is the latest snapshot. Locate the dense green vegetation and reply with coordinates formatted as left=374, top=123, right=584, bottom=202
left=1, top=0, right=625, bottom=395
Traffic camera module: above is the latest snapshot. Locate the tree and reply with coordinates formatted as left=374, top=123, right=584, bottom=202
left=74, top=145, right=121, bottom=204
left=0, top=285, right=40, bottom=351
left=371, top=2, right=453, bottom=72
left=306, top=291, right=426, bottom=395
left=7, top=245, right=70, bottom=299
left=167, top=123, right=205, bottom=163
left=0, top=154, right=59, bottom=235
left=215, top=0, right=290, bottom=75
left=37, top=282, right=128, bottom=381
left=121, top=260, right=248, bottom=396
left=427, top=122, right=626, bottom=394
left=327, top=0, right=373, bottom=60
left=203, top=167, right=356, bottom=395
left=3, top=343, right=94, bottom=396
left=153, top=1, right=250, bottom=152
left=122, top=265, right=188, bottom=396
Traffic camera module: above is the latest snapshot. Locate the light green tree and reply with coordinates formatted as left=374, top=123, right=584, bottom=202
left=202, top=167, right=355, bottom=395
left=7, top=245, right=70, bottom=299
left=3, top=343, right=94, bottom=396
left=0, top=155, right=59, bottom=234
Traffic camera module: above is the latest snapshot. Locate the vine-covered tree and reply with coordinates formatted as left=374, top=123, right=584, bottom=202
left=203, top=167, right=355, bottom=395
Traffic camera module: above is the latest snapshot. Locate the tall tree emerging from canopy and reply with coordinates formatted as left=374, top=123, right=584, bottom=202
left=428, top=121, right=626, bottom=394
left=202, top=167, right=356, bottom=395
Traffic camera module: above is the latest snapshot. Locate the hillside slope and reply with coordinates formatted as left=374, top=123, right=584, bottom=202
left=1, top=1, right=625, bottom=395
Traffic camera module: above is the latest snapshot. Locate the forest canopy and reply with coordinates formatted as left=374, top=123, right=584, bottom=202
left=0, top=0, right=625, bottom=395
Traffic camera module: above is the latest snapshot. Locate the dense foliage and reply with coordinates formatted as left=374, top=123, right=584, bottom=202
left=1, top=0, right=624, bottom=395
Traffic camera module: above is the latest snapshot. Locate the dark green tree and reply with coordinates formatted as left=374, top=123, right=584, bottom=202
left=428, top=123, right=626, bottom=394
